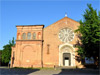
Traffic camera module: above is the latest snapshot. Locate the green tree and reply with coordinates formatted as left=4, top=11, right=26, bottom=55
left=0, top=50, right=2, bottom=66
left=76, top=4, right=100, bottom=65
left=1, top=37, right=15, bottom=64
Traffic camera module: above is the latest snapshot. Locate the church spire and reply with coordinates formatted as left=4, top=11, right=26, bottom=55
left=65, top=12, right=67, bottom=17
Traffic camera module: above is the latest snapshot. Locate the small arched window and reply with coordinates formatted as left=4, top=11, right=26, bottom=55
left=22, top=33, right=26, bottom=40
left=38, top=32, right=41, bottom=39
left=33, top=33, right=36, bottom=39
left=17, top=33, right=21, bottom=40
left=27, top=32, right=31, bottom=40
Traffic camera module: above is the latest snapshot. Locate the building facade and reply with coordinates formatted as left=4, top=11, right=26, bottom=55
left=11, top=16, right=83, bottom=68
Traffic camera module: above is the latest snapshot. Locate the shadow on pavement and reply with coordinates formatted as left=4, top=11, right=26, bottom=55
left=54, top=69, right=99, bottom=75
left=0, top=68, right=40, bottom=75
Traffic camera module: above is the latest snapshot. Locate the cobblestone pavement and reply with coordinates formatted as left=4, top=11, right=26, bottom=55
left=0, top=68, right=99, bottom=75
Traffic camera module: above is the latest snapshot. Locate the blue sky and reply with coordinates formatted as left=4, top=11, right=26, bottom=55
left=0, top=0, right=99, bottom=50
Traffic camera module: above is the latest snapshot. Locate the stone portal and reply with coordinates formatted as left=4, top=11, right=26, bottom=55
left=59, top=43, right=75, bottom=66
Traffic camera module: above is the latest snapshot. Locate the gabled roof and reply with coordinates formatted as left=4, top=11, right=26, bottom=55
left=44, top=17, right=80, bottom=29
left=54, top=17, right=79, bottom=24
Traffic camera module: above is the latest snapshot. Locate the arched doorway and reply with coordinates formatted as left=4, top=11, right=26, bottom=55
left=59, top=43, right=75, bottom=66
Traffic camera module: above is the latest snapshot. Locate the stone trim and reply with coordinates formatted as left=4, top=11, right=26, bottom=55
left=59, top=43, right=75, bottom=67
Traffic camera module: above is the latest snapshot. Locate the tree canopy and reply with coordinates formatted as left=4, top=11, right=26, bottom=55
left=1, top=37, right=15, bottom=64
left=76, top=4, right=100, bottom=62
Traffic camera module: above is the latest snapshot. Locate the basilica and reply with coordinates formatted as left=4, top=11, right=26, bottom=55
left=10, top=15, right=84, bottom=68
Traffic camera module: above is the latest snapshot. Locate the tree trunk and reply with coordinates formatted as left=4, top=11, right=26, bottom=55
left=93, top=57, right=98, bottom=68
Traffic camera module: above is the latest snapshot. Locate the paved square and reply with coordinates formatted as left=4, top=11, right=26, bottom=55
left=0, top=68, right=99, bottom=75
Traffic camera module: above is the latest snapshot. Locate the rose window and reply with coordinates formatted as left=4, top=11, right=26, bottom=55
left=58, top=28, right=74, bottom=43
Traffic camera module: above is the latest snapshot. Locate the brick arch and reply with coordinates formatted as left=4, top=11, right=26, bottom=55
left=22, top=33, right=26, bottom=40
left=22, top=45, right=33, bottom=51
left=38, top=32, right=41, bottom=35
left=17, top=33, right=21, bottom=40
left=22, top=45, right=36, bottom=63
left=38, top=32, right=41, bottom=39
left=59, top=43, right=75, bottom=52
left=60, top=45, right=74, bottom=53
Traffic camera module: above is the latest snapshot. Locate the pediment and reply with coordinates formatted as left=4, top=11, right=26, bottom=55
left=44, top=17, right=80, bottom=31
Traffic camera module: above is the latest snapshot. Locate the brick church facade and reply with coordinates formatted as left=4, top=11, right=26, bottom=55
left=11, top=16, right=83, bottom=68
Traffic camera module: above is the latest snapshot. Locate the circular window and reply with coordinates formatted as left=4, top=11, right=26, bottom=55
left=58, top=28, right=74, bottom=43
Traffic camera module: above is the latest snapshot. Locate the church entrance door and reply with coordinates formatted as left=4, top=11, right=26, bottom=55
left=63, top=53, right=71, bottom=66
